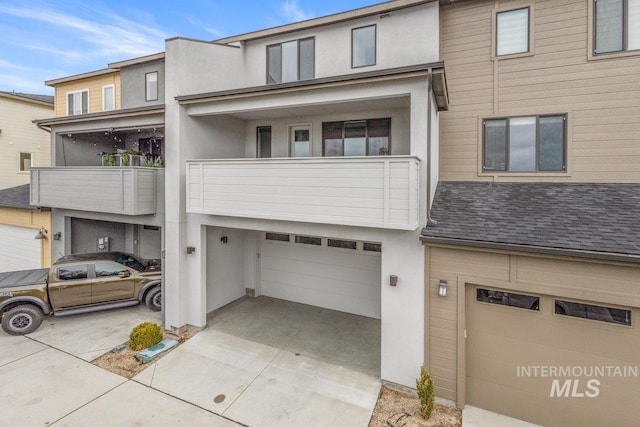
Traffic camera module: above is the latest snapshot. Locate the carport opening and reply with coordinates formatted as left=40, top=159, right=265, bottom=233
left=204, top=226, right=381, bottom=377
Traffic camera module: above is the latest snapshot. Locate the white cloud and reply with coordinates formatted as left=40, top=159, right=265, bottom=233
left=278, top=0, right=313, bottom=22
left=185, top=16, right=224, bottom=39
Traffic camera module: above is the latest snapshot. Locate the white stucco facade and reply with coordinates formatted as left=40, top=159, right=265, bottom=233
left=163, top=0, right=442, bottom=388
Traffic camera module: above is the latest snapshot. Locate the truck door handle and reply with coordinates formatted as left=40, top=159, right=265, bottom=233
left=55, top=285, right=67, bottom=290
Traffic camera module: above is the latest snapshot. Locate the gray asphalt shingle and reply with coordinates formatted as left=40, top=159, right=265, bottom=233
left=0, top=184, right=37, bottom=210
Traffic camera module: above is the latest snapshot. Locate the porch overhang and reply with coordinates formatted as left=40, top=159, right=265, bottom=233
left=33, top=105, right=165, bottom=130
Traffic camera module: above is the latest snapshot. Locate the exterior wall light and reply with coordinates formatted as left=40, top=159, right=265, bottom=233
left=439, top=279, right=448, bottom=297
left=53, top=232, right=62, bottom=241
left=34, top=228, right=47, bottom=240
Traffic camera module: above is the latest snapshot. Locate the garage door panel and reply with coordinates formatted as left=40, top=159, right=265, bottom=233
left=0, top=224, right=41, bottom=273
left=466, top=284, right=640, bottom=426
left=261, top=238, right=381, bottom=319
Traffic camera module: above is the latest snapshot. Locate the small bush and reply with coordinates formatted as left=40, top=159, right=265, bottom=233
left=129, top=322, right=163, bottom=351
left=416, top=365, right=435, bottom=420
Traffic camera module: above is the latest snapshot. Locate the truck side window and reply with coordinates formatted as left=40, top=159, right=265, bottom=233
left=56, top=265, right=88, bottom=281
left=95, top=263, right=127, bottom=277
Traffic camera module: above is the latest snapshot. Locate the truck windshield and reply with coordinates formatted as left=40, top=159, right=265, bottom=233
left=114, top=254, right=146, bottom=272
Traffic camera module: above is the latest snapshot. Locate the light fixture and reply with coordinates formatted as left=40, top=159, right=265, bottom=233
left=34, top=228, right=48, bottom=240
left=438, top=279, right=448, bottom=297
left=53, top=232, right=62, bottom=241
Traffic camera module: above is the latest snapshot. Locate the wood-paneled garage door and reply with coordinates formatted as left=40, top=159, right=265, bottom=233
left=0, top=224, right=41, bottom=273
left=465, top=284, right=640, bottom=426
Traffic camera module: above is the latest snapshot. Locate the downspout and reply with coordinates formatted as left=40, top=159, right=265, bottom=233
left=426, top=69, right=437, bottom=226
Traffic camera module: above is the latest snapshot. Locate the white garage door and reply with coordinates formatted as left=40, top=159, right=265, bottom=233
left=261, top=234, right=381, bottom=319
left=466, top=284, right=640, bottom=426
left=0, top=224, right=41, bottom=273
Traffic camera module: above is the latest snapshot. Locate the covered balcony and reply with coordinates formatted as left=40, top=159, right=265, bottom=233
left=186, top=156, right=420, bottom=230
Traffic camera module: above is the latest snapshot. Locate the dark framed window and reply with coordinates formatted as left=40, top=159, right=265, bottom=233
left=363, top=242, right=382, bottom=252
left=483, top=114, right=566, bottom=172
left=266, top=232, right=289, bottom=242
left=496, top=7, right=530, bottom=56
left=145, top=72, right=158, bottom=101
left=352, top=25, right=376, bottom=68
left=476, top=288, right=540, bottom=311
left=594, top=0, right=640, bottom=54
left=323, top=118, right=391, bottom=157
left=555, top=299, right=631, bottom=326
left=295, top=235, right=321, bottom=245
left=267, top=38, right=314, bottom=84
left=257, top=126, right=272, bottom=158
left=328, top=239, right=357, bottom=250
left=19, top=152, right=31, bottom=171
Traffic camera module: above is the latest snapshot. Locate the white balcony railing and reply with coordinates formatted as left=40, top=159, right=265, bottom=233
left=30, top=167, right=160, bottom=215
left=186, top=156, right=420, bottom=230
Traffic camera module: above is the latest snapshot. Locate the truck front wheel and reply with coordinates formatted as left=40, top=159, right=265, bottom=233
left=145, top=287, right=162, bottom=312
left=1, top=305, right=44, bottom=336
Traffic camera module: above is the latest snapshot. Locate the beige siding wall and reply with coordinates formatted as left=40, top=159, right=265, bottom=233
left=0, top=207, right=51, bottom=267
left=0, top=96, right=53, bottom=189
left=53, top=72, right=120, bottom=117
left=425, top=245, right=640, bottom=402
left=440, top=0, right=640, bottom=182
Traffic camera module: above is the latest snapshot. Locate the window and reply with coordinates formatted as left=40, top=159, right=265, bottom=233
left=19, top=152, right=31, bottom=172
left=363, top=242, right=382, bottom=252
left=146, top=72, right=158, bottom=101
left=483, top=114, right=566, bottom=172
left=290, top=125, right=311, bottom=157
left=102, top=85, right=114, bottom=111
left=476, top=288, right=540, bottom=311
left=95, top=263, right=127, bottom=277
left=352, top=25, right=376, bottom=67
left=56, top=265, right=88, bottom=281
left=555, top=299, right=631, bottom=326
left=67, top=90, right=88, bottom=115
left=328, top=239, right=357, bottom=250
left=295, top=235, right=321, bottom=245
left=267, top=38, right=314, bottom=84
left=594, top=0, right=640, bottom=54
left=266, top=232, right=290, bottom=242
left=257, top=126, right=272, bottom=158
left=496, top=7, right=530, bottom=56
left=323, top=118, right=391, bottom=157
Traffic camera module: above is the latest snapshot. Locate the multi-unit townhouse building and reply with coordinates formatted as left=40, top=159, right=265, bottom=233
left=32, top=54, right=165, bottom=261
left=0, top=91, right=53, bottom=272
left=421, top=1, right=640, bottom=425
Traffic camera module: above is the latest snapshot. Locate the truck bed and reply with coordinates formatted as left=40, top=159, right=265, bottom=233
left=0, top=268, right=49, bottom=289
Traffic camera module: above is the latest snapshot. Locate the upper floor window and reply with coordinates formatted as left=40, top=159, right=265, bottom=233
left=496, top=7, right=530, bottom=56
left=267, top=38, right=314, bottom=84
left=67, top=90, right=88, bottom=115
left=483, top=114, right=566, bottom=172
left=19, top=152, right=31, bottom=172
left=102, top=84, right=114, bottom=111
left=352, top=25, right=376, bottom=68
left=594, top=0, right=640, bottom=54
left=323, top=118, right=391, bottom=157
left=146, top=72, right=158, bottom=101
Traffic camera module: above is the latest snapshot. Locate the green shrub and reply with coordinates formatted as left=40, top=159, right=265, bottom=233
left=129, top=322, right=163, bottom=351
left=416, top=365, right=435, bottom=420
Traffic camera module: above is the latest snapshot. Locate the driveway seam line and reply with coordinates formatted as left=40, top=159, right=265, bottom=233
left=0, top=341, right=50, bottom=368
left=221, top=348, right=284, bottom=417
left=47, top=380, right=128, bottom=426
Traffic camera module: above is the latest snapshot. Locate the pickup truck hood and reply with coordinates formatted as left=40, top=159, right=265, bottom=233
left=0, top=268, right=49, bottom=289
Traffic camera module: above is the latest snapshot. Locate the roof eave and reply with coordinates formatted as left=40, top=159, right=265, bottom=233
left=33, top=105, right=165, bottom=128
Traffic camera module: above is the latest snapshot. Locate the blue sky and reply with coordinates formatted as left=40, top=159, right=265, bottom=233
left=0, top=0, right=381, bottom=94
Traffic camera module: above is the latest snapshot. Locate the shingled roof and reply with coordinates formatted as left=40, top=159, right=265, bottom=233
left=0, top=184, right=38, bottom=210
left=421, top=182, right=640, bottom=263
left=0, top=91, right=53, bottom=105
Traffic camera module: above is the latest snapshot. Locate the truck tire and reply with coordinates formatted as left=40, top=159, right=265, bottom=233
left=145, top=287, right=162, bottom=312
left=2, top=305, right=44, bottom=336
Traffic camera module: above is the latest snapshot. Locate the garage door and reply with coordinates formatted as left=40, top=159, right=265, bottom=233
left=0, top=224, right=41, bottom=273
left=466, top=284, right=640, bottom=426
left=261, top=233, right=381, bottom=319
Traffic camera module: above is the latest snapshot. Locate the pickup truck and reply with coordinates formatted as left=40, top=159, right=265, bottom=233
left=0, top=252, right=162, bottom=336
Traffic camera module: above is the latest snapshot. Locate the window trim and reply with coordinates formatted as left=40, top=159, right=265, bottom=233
left=102, top=84, right=115, bottom=111
left=256, top=126, right=272, bottom=158
left=351, top=24, right=377, bottom=69
left=491, top=5, right=535, bottom=60
left=322, top=118, right=392, bottom=157
left=266, top=37, right=315, bottom=84
left=289, top=123, right=312, bottom=157
left=66, top=89, right=89, bottom=116
left=479, top=113, right=568, bottom=175
left=145, top=71, right=159, bottom=102
left=589, top=0, right=640, bottom=59
left=19, top=152, right=32, bottom=172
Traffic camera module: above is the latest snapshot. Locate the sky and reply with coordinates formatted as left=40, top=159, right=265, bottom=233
left=0, top=0, right=381, bottom=95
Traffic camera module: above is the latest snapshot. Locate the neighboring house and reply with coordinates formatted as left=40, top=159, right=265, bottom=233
left=163, top=0, right=447, bottom=388
left=0, top=91, right=53, bottom=190
left=31, top=53, right=165, bottom=261
left=0, top=184, right=51, bottom=272
left=422, top=1, right=640, bottom=426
